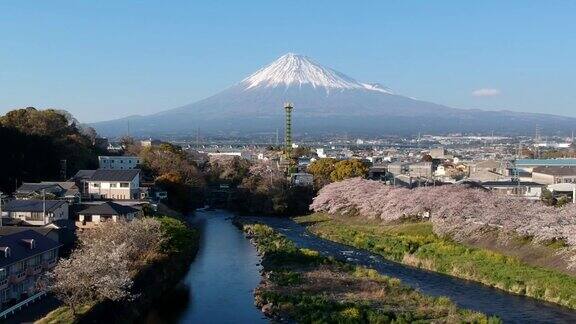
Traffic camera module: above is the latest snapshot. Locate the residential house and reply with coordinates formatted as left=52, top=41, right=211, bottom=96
left=430, top=147, right=448, bottom=159
left=368, top=165, right=388, bottom=181
left=532, top=166, right=576, bottom=185
left=468, top=160, right=505, bottom=181
left=106, top=142, right=123, bottom=153
left=70, top=170, right=97, bottom=197
left=2, top=200, right=69, bottom=226
left=16, top=182, right=80, bottom=202
left=0, top=227, right=59, bottom=245
left=290, top=173, right=314, bottom=187
left=0, top=230, right=60, bottom=310
left=387, top=162, right=408, bottom=176
left=72, top=169, right=141, bottom=200
left=480, top=181, right=544, bottom=200
left=546, top=183, right=576, bottom=204
left=75, top=202, right=140, bottom=228
left=140, top=138, right=162, bottom=147
left=408, top=162, right=433, bottom=178
left=98, top=156, right=140, bottom=170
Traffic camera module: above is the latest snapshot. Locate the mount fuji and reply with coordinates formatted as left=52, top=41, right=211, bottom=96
left=93, top=53, right=575, bottom=136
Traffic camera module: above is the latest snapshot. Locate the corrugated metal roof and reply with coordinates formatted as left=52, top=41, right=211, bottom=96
left=533, top=166, right=576, bottom=176
left=516, top=159, right=576, bottom=166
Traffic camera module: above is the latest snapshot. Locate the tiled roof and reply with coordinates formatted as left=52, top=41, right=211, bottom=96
left=89, top=169, right=140, bottom=182
left=0, top=230, right=60, bottom=268
left=78, top=202, right=138, bottom=215
left=71, top=170, right=96, bottom=181
left=3, top=200, right=67, bottom=213
left=17, top=183, right=63, bottom=194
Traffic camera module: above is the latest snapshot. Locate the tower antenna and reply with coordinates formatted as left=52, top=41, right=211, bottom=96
left=534, top=125, right=541, bottom=159
left=284, top=103, right=293, bottom=158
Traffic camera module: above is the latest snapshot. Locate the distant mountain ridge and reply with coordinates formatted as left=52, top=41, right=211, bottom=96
left=92, top=53, right=576, bottom=136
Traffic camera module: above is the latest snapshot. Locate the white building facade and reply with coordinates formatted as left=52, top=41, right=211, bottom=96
left=98, top=156, right=140, bottom=170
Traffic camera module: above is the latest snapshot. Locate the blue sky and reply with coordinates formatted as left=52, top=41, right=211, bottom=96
left=1, top=1, right=575, bottom=122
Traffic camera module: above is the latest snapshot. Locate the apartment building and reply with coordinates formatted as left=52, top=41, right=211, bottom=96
left=98, top=156, right=140, bottom=170
left=0, top=230, right=60, bottom=310
left=532, top=166, right=576, bottom=185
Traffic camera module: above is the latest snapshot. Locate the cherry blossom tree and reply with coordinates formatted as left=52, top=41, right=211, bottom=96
left=48, top=218, right=166, bottom=315
left=311, top=178, right=576, bottom=267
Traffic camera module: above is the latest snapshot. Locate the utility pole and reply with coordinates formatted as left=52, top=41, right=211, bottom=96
left=0, top=191, right=3, bottom=227
left=42, top=189, right=46, bottom=225
left=534, top=125, right=541, bottom=159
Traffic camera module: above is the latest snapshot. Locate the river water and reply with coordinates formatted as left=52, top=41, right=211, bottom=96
left=245, top=216, right=576, bottom=324
left=145, top=210, right=267, bottom=324
left=146, top=211, right=576, bottom=324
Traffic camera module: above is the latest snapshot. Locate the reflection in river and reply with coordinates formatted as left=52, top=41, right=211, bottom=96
left=145, top=210, right=267, bottom=324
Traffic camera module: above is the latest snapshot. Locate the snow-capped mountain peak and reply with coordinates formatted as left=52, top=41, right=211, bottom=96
left=242, top=53, right=392, bottom=94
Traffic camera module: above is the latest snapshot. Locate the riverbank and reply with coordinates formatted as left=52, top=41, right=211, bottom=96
left=238, top=219, right=499, bottom=323
left=37, top=216, right=199, bottom=324
left=295, top=213, right=576, bottom=310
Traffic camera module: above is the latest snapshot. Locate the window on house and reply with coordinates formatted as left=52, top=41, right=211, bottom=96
left=120, top=183, right=129, bottom=188
left=0, top=288, right=8, bottom=302
left=110, top=183, right=117, bottom=188
left=44, top=249, right=57, bottom=261
left=92, top=183, right=100, bottom=188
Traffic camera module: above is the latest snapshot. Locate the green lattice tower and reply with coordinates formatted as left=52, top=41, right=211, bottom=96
left=284, top=102, right=293, bottom=158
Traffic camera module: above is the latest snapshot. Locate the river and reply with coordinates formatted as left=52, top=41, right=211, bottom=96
left=245, top=216, right=576, bottom=324
left=145, top=210, right=267, bottom=324
left=146, top=211, right=576, bottom=324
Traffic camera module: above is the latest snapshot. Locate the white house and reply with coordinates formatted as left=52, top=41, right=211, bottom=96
left=98, top=156, right=140, bottom=170
left=76, top=202, right=140, bottom=228
left=435, top=165, right=447, bottom=177
left=85, top=169, right=141, bottom=200
left=3, top=200, right=69, bottom=226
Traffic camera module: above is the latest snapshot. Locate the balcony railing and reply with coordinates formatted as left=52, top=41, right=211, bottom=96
left=9, top=272, right=26, bottom=284
left=42, top=259, right=57, bottom=270
left=25, top=265, right=42, bottom=276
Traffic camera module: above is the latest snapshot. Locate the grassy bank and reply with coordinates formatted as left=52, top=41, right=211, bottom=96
left=240, top=221, right=499, bottom=323
left=37, top=216, right=199, bottom=324
left=295, top=213, right=576, bottom=310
